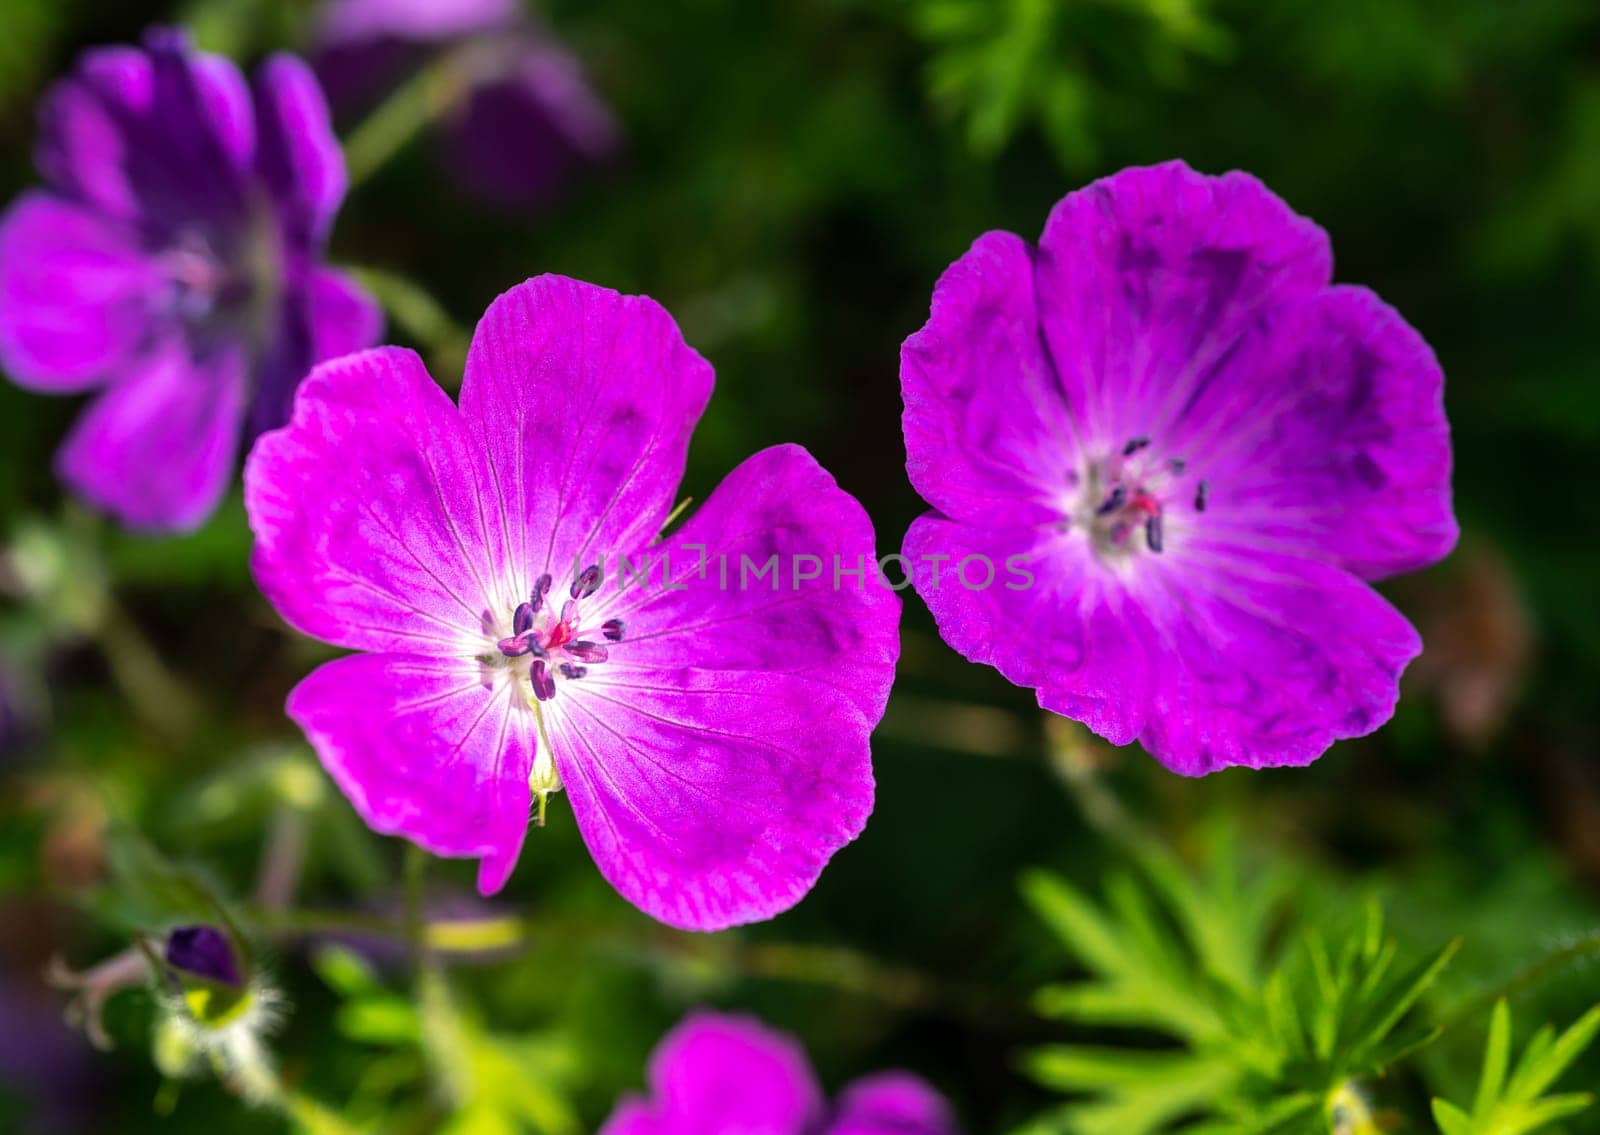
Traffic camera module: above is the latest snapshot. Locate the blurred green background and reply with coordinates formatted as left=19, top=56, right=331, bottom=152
left=3, top=1, right=1600, bottom=1132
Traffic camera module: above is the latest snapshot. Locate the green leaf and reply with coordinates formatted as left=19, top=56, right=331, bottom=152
left=1430, top=1000, right=1600, bottom=1134
left=1022, top=837, right=1454, bottom=1132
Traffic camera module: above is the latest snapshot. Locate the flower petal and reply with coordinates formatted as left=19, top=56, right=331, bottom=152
left=0, top=193, right=158, bottom=391
left=287, top=652, right=532, bottom=891
left=903, top=515, right=1151, bottom=746
left=620, top=1012, right=823, bottom=1135
left=252, top=53, right=347, bottom=249
left=247, top=269, right=383, bottom=439
left=56, top=342, right=246, bottom=532
left=36, top=33, right=250, bottom=232
left=1129, top=548, right=1422, bottom=773
left=319, top=0, right=519, bottom=45
left=827, top=1072, right=959, bottom=1135
left=309, top=267, right=384, bottom=362
left=551, top=445, right=896, bottom=930
left=445, top=44, right=622, bottom=207
left=901, top=230, right=1079, bottom=527
left=1034, top=160, right=1331, bottom=451
left=1190, top=286, right=1457, bottom=579
left=458, top=275, right=713, bottom=599
left=246, top=346, right=510, bottom=655
left=596, top=1101, right=663, bottom=1135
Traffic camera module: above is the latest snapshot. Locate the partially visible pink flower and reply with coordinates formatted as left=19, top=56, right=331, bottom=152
left=315, top=0, right=621, bottom=206
left=0, top=29, right=381, bottom=532
left=902, top=161, right=1456, bottom=775
left=245, top=274, right=899, bottom=930
left=600, top=1012, right=959, bottom=1135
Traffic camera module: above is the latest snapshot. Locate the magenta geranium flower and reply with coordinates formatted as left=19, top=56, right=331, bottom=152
left=245, top=274, right=899, bottom=930
left=314, top=0, right=621, bottom=207
left=0, top=29, right=380, bottom=532
left=600, top=1011, right=959, bottom=1135
left=902, top=161, right=1456, bottom=774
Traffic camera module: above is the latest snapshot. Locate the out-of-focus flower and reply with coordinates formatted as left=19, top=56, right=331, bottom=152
left=600, top=1011, right=959, bottom=1135
left=901, top=160, right=1456, bottom=774
left=315, top=0, right=621, bottom=206
left=0, top=29, right=381, bottom=532
left=244, top=274, right=899, bottom=930
left=1401, top=545, right=1533, bottom=747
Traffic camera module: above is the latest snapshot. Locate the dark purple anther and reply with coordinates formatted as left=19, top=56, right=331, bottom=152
left=1096, top=486, right=1126, bottom=515
left=531, top=660, right=556, bottom=701
left=560, top=599, right=578, bottom=625
left=558, top=663, right=588, bottom=680
left=566, top=641, right=608, bottom=663
left=498, top=635, right=532, bottom=657
left=571, top=564, right=602, bottom=599
left=1123, top=436, right=1151, bottom=456
left=512, top=601, right=534, bottom=636
left=531, top=573, right=554, bottom=609
left=1194, top=480, right=1208, bottom=512
left=1169, top=458, right=1187, bottom=475
left=1145, top=514, right=1164, bottom=554
left=165, top=925, right=242, bottom=988
left=602, top=619, right=626, bottom=642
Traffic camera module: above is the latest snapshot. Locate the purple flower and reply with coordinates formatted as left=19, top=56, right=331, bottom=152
left=600, top=1011, right=959, bottom=1135
left=0, top=30, right=381, bottom=532
left=315, top=0, right=621, bottom=207
left=901, top=161, right=1456, bottom=775
left=244, top=274, right=899, bottom=930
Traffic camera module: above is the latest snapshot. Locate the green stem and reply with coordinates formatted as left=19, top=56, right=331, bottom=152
left=342, top=47, right=474, bottom=189
left=249, top=905, right=1014, bottom=1023
left=94, top=593, right=201, bottom=741
left=402, top=843, right=429, bottom=975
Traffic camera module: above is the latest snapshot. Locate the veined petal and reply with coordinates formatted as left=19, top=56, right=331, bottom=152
left=458, top=275, right=713, bottom=598
left=603, top=1013, right=823, bottom=1135
left=1130, top=547, right=1422, bottom=774
left=550, top=446, right=895, bottom=930
left=56, top=341, right=246, bottom=532
left=287, top=652, right=533, bottom=891
left=252, top=53, right=347, bottom=249
left=245, top=346, right=510, bottom=655
left=1035, top=160, right=1331, bottom=451
left=903, top=515, right=1151, bottom=746
left=902, top=230, right=1079, bottom=527
left=1188, top=285, right=1457, bottom=580
left=0, top=192, right=159, bottom=391
left=827, top=1073, right=960, bottom=1135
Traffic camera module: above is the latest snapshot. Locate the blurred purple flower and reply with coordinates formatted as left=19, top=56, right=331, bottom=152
left=600, top=1011, right=959, bottom=1135
left=902, top=161, right=1456, bottom=774
left=0, top=29, right=381, bottom=532
left=244, top=274, right=899, bottom=930
left=315, top=0, right=621, bottom=206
